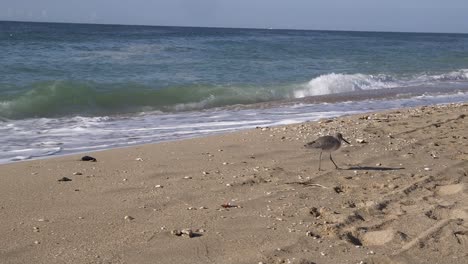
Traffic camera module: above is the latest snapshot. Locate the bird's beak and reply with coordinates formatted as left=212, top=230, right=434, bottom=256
left=342, top=138, right=350, bottom=144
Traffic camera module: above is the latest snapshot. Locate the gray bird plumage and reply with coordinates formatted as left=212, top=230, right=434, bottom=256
left=304, top=133, right=350, bottom=171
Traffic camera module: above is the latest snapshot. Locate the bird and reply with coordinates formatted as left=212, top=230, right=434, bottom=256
left=304, top=133, right=350, bottom=171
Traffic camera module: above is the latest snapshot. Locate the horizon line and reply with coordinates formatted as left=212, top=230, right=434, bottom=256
left=1, top=19, right=468, bottom=35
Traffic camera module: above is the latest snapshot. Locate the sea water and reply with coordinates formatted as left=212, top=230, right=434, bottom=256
left=1, top=21, right=468, bottom=163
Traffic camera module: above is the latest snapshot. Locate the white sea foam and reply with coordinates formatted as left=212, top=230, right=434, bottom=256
left=294, top=73, right=398, bottom=97
left=419, top=69, right=468, bottom=82
left=2, top=147, right=62, bottom=163
left=293, top=70, right=468, bottom=98
left=172, top=94, right=216, bottom=112
left=10, top=156, right=32, bottom=162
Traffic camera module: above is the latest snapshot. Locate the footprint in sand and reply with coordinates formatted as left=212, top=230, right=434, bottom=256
left=437, top=183, right=464, bottom=196
left=362, top=229, right=394, bottom=246
left=450, top=208, right=468, bottom=220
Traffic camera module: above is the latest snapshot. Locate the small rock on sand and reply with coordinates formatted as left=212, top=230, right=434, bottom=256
left=81, top=156, right=97, bottom=162
left=124, top=215, right=134, bottom=221
left=58, top=177, right=72, bottom=182
left=171, top=228, right=195, bottom=238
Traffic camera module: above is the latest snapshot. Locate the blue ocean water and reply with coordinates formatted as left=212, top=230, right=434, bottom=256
left=1, top=21, right=468, bottom=163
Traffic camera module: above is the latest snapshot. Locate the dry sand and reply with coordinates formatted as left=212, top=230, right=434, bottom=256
left=1, top=103, right=467, bottom=264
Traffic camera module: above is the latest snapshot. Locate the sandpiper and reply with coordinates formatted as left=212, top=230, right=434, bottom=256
left=304, top=133, right=350, bottom=171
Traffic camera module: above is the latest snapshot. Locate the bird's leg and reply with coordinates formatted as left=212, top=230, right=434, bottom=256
left=330, top=153, right=339, bottom=169
left=318, top=151, right=323, bottom=171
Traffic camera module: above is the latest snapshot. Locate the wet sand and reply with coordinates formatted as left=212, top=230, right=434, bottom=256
left=1, top=103, right=467, bottom=264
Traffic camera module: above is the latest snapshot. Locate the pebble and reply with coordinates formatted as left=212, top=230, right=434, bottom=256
left=306, top=231, right=320, bottom=239
left=181, top=229, right=193, bottom=237
left=73, top=172, right=83, bottom=175
left=356, top=139, right=367, bottom=143
left=171, top=229, right=182, bottom=236
left=81, top=156, right=97, bottom=162
left=34, top=240, right=40, bottom=245
left=124, top=215, right=134, bottom=221
left=183, top=176, right=192, bottom=179
left=135, top=158, right=143, bottom=161
left=155, top=185, right=163, bottom=188
left=58, top=177, right=72, bottom=182
left=202, top=171, right=209, bottom=175
left=171, top=228, right=195, bottom=238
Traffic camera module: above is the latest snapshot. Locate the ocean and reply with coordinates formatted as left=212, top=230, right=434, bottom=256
left=1, top=21, right=468, bottom=163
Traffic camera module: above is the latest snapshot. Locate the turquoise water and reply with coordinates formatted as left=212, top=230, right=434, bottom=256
left=1, top=21, right=468, bottom=118
left=1, top=21, right=468, bottom=162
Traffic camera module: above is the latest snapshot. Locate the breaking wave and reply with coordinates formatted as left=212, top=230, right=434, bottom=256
left=0, top=81, right=282, bottom=119
left=1, top=69, right=467, bottom=119
left=293, top=69, right=468, bottom=98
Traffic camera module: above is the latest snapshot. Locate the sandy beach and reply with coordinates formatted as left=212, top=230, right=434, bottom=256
left=1, top=103, right=467, bottom=264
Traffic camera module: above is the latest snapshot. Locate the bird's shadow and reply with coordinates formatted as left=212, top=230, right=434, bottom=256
left=345, top=166, right=405, bottom=171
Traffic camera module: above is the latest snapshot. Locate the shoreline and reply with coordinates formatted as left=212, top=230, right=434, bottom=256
left=3, top=90, right=468, bottom=165
left=1, top=103, right=467, bottom=264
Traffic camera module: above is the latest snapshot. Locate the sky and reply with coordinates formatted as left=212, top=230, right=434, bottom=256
left=1, top=0, right=468, bottom=33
